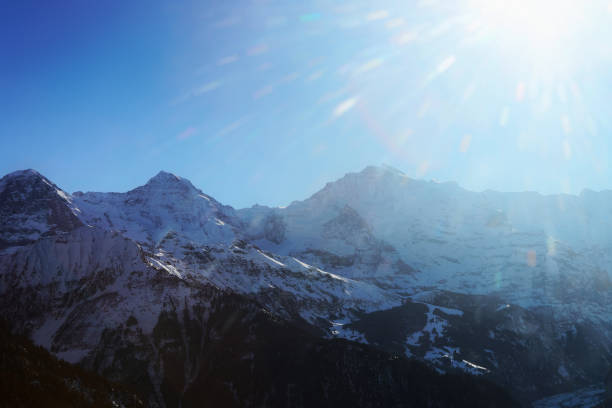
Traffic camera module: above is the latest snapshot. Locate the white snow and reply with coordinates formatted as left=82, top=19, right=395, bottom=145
left=2, top=165, right=612, bottom=392
left=406, top=303, right=458, bottom=345
left=257, top=250, right=286, bottom=267
left=236, top=165, right=612, bottom=327
left=496, top=304, right=511, bottom=312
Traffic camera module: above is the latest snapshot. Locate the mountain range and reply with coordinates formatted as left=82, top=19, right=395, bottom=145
left=1, top=165, right=610, bottom=407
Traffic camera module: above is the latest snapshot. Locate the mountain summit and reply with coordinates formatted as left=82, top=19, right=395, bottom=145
left=0, top=166, right=610, bottom=406
left=141, top=170, right=199, bottom=193
left=0, top=169, right=82, bottom=250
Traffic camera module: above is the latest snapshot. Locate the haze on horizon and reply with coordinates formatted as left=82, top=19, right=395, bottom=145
left=3, top=0, right=612, bottom=208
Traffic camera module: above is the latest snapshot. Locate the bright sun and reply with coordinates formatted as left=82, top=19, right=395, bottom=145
left=469, top=0, right=586, bottom=58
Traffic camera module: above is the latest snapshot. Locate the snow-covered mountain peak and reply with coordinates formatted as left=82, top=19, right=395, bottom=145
left=1, top=166, right=612, bottom=404
left=71, top=171, right=240, bottom=247
left=0, top=168, right=74, bottom=206
left=302, top=166, right=462, bottom=218
left=137, top=170, right=201, bottom=196
left=145, top=170, right=191, bottom=186
left=380, top=163, right=407, bottom=176
left=1, top=168, right=42, bottom=180
left=0, top=168, right=52, bottom=193
left=356, top=164, right=410, bottom=181
left=0, top=169, right=82, bottom=251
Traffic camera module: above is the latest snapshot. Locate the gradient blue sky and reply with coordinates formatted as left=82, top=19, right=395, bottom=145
left=3, top=0, right=612, bottom=208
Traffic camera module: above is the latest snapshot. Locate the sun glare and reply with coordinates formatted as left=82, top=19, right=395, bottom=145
left=469, top=0, right=585, bottom=56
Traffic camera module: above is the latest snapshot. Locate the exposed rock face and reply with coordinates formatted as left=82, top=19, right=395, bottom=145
left=237, top=166, right=612, bottom=403
left=0, top=320, right=144, bottom=408
left=0, top=170, right=82, bottom=250
left=323, top=205, right=372, bottom=240
left=342, top=292, right=612, bottom=403
left=262, top=212, right=286, bottom=244
left=82, top=290, right=519, bottom=408
left=1, top=166, right=611, bottom=406
left=72, top=171, right=240, bottom=247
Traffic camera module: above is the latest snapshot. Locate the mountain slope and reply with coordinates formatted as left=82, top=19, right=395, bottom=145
left=240, top=166, right=612, bottom=306
left=0, top=320, right=144, bottom=408
left=0, top=169, right=82, bottom=251
left=1, top=166, right=611, bottom=406
left=236, top=165, right=612, bottom=402
left=72, top=171, right=240, bottom=246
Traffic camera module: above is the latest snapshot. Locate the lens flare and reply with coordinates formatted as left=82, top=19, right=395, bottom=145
left=467, top=0, right=587, bottom=64
left=471, top=0, right=582, bottom=41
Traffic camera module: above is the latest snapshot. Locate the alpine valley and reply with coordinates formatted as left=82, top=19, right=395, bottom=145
left=1, top=166, right=611, bottom=407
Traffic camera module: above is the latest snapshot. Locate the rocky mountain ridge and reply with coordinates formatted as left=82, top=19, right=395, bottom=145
left=0, top=166, right=610, bottom=406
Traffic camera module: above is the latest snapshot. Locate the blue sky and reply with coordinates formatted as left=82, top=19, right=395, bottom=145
left=3, top=0, right=612, bottom=208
